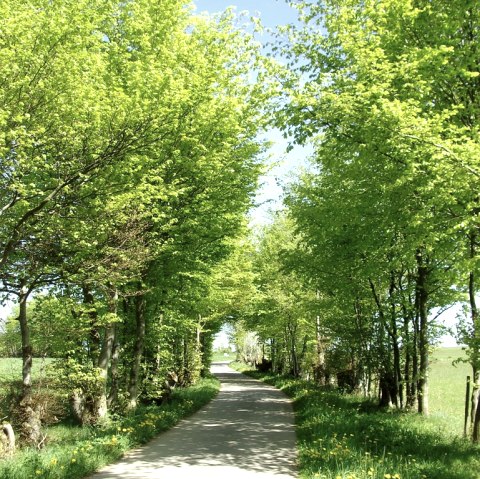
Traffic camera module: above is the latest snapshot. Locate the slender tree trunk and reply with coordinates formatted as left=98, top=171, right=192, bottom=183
left=315, top=313, right=327, bottom=383
left=83, top=285, right=100, bottom=365
left=107, top=325, right=120, bottom=408
left=271, top=338, right=277, bottom=373
left=18, top=283, right=42, bottom=445
left=416, top=249, right=429, bottom=416
left=411, top=307, right=419, bottom=406
left=128, top=291, right=146, bottom=409
left=468, top=232, right=480, bottom=440
left=94, top=288, right=117, bottom=421
left=369, top=279, right=393, bottom=407
left=19, top=284, right=32, bottom=396
left=403, top=311, right=413, bottom=408
left=288, top=322, right=299, bottom=377
left=388, top=273, right=403, bottom=408
left=314, top=290, right=327, bottom=383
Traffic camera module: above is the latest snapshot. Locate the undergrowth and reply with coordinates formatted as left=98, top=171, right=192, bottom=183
left=0, top=376, right=219, bottom=479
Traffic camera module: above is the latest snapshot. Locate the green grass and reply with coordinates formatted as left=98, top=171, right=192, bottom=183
left=0, top=357, right=58, bottom=419
left=0, top=357, right=55, bottom=381
left=232, top=348, right=480, bottom=479
left=0, top=376, right=220, bottom=479
left=211, top=351, right=236, bottom=362
left=429, top=346, right=470, bottom=434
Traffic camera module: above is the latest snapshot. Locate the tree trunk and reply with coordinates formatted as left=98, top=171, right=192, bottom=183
left=468, top=232, right=480, bottom=440
left=416, top=249, right=429, bottom=416
left=288, top=322, right=299, bottom=377
left=403, top=311, right=414, bottom=408
left=18, top=283, right=43, bottom=445
left=93, top=288, right=117, bottom=421
left=379, top=372, right=393, bottom=408
left=83, top=285, right=100, bottom=365
left=271, top=338, right=277, bottom=373
left=389, top=273, right=403, bottom=408
left=128, top=292, right=146, bottom=409
left=107, top=324, right=121, bottom=408
left=369, top=279, right=394, bottom=407
left=315, top=291, right=327, bottom=383
left=2, top=423, right=15, bottom=454
left=19, top=284, right=32, bottom=395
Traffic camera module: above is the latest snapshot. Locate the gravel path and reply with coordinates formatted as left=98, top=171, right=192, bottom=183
left=87, top=362, right=297, bottom=478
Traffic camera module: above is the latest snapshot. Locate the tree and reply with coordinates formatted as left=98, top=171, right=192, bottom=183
left=0, top=0, right=269, bottom=438
left=273, top=0, right=477, bottom=415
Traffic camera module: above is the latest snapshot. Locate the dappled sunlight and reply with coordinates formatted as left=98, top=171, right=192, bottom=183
left=88, top=365, right=297, bottom=479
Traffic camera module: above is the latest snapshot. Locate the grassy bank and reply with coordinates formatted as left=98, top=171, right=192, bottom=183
left=0, top=376, right=219, bottom=479
left=233, top=347, right=480, bottom=479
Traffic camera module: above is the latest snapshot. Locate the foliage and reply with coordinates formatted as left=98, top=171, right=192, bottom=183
left=0, top=0, right=268, bottom=440
left=259, top=0, right=480, bottom=422
left=0, top=376, right=219, bottom=478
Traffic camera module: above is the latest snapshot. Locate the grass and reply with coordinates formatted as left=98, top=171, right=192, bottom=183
left=211, top=350, right=236, bottom=362
left=0, top=376, right=220, bottom=479
left=429, top=346, right=470, bottom=434
left=0, top=357, right=58, bottom=419
left=232, top=347, right=480, bottom=479
left=0, top=357, right=55, bottom=389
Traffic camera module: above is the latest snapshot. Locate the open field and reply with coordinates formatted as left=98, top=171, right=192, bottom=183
left=211, top=350, right=237, bottom=363
left=0, top=357, right=54, bottom=381
left=429, top=346, right=470, bottom=434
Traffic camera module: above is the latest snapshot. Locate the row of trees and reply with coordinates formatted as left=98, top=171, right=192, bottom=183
left=0, top=0, right=268, bottom=445
left=232, top=0, right=480, bottom=443
left=3, top=0, right=480, bottom=448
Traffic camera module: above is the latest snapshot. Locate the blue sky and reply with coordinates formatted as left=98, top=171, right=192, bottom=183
left=194, top=0, right=298, bottom=27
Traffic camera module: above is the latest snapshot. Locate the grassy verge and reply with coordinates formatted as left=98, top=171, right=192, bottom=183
left=232, top=360, right=480, bottom=479
left=0, top=376, right=219, bottom=479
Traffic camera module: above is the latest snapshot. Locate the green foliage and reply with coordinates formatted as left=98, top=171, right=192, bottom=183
left=0, top=0, right=268, bottom=438
left=0, top=376, right=219, bottom=478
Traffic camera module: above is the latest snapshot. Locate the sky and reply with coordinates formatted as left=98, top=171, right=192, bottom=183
left=194, top=0, right=298, bottom=26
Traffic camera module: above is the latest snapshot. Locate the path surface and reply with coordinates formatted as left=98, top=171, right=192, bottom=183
left=88, top=363, right=297, bottom=478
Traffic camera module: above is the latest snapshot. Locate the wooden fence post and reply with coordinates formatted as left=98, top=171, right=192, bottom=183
left=465, top=375, right=471, bottom=438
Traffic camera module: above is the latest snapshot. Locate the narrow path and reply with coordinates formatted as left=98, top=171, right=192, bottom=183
left=88, top=363, right=297, bottom=478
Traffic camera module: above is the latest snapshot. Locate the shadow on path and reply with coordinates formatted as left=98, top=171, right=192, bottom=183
left=88, top=363, right=297, bottom=478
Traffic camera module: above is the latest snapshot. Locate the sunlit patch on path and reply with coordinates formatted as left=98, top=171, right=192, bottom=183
left=88, top=362, right=297, bottom=478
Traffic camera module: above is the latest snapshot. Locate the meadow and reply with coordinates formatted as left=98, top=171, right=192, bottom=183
left=234, top=347, right=479, bottom=479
